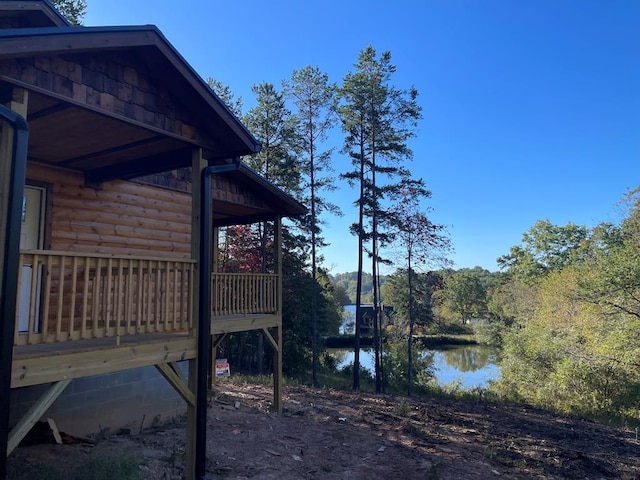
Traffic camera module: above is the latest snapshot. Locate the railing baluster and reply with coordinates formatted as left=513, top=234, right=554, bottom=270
left=162, top=262, right=173, bottom=331
left=69, top=256, right=78, bottom=340
left=26, top=254, right=38, bottom=344
left=154, top=261, right=161, bottom=331
left=55, top=256, right=65, bottom=342
left=125, top=258, right=134, bottom=334
left=147, top=260, right=154, bottom=332
left=14, top=254, right=24, bottom=345
left=93, top=257, right=102, bottom=335
left=136, top=259, right=144, bottom=333
left=116, top=258, right=123, bottom=343
left=173, top=262, right=178, bottom=331
left=42, top=254, right=53, bottom=342
left=105, top=257, right=113, bottom=335
left=81, top=256, right=90, bottom=339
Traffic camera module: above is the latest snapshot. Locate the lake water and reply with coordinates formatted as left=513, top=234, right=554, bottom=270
left=329, top=344, right=500, bottom=389
left=336, top=305, right=500, bottom=389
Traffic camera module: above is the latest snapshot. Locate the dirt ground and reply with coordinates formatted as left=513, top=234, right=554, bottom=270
left=7, top=382, right=640, bottom=479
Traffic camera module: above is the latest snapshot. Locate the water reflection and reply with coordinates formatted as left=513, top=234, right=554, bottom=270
left=430, top=345, right=500, bottom=388
left=436, top=345, right=498, bottom=373
left=330, top=344, right=500, bottom=389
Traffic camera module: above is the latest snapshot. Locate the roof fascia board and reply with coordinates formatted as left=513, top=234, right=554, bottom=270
left=41, top=0, right=72, bottom=26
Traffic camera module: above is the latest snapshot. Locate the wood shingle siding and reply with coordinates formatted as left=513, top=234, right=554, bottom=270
left=0, top=53, right=199, bottom=142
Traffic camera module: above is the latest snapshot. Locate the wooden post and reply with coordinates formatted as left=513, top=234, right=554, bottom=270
left=186, top=147, right=206, bottom=480
left=10, top=88, right=28, bottom=119
left=273, top=215, right=283, bottom=414
left=208, top=226, right=219, bottom=390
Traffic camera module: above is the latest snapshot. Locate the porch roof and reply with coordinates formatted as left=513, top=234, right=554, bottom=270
left=0, top=25, right=261, bottom=171
left=0, top=19, right=306, bottom=220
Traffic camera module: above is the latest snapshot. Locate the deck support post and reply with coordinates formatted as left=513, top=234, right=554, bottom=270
left=186, top=147, right=207, bottom=480
left=0, top=105, right=28, bottom=475
left=7, top=379, right=71, bottom=456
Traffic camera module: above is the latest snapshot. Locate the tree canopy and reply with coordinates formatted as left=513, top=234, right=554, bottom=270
left=50, top=0, right=86, bottom=25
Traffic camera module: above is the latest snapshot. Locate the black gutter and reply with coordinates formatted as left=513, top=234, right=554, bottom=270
left=0, top=105, right=29, bottom=478
left=196, top=159, right=241, bottom=480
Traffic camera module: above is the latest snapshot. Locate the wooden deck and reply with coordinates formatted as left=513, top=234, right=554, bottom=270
left=11, top=250, right=282, bottom=389
left=11, top=332, right=196, bottom=388
left=11, top=311, right=282, bottom=389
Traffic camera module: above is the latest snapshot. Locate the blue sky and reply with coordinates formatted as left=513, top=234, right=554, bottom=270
left=84, top=1, right=639, bottom=274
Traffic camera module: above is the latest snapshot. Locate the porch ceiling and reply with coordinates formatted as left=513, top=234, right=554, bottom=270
left=24, top=89, right=195, bottom=180
left=18, top=89, right=306, bottom=223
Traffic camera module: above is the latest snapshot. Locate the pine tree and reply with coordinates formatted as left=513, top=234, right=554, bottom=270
left=339, top=46, right=422, bottom=391
left=50, top=0, right=87, bottom=25
left=285, top=66, right=340, bottom=386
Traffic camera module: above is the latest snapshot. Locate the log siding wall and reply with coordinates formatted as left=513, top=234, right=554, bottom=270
left=27, top=162, right=192, bottom=258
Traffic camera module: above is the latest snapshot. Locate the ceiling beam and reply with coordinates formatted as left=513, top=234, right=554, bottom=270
left=27, top=103, right=72, bottom=122
left=59, top=134, right=166, bottom=168
left=84, top=146, right=192, bottom=183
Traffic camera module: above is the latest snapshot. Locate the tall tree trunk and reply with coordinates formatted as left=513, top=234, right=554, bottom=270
left=407, top=258, right=414, bottom=396
left=310, top=137, right=319, bottom=387
left=370, top=112, right=382, bottom=393
left=353, top=141, right=366, bottom=391
left=372, top=232, right=382, bottom=393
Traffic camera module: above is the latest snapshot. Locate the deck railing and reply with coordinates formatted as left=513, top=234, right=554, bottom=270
left=15, top=251, right=280, bottom=347
left=211, top=272, right=278, bottom=316
left=15, top=251, right=195, bottom=346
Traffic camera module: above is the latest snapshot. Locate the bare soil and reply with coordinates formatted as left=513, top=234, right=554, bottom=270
left=8, top=382, right=640, bottom=479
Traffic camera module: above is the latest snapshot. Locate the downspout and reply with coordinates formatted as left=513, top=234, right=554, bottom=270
left=0, top=106, right=28, bottom=476
left=196, top=158, right=241, bottom=480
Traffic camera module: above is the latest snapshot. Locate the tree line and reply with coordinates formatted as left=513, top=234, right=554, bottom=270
left=392, top=193, right=640, bottom=420
left=207, top=47, right=450, bottom=391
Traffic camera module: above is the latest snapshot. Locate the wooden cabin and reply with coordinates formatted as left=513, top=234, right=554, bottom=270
left=0, top=1, right=305, bottom=475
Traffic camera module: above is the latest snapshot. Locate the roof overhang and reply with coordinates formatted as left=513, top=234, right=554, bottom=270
left=0, top=25, right=261, bottom=164
left=0, top=24, right=265, bottom=183
left=0, top=0, right=70, bottom=28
